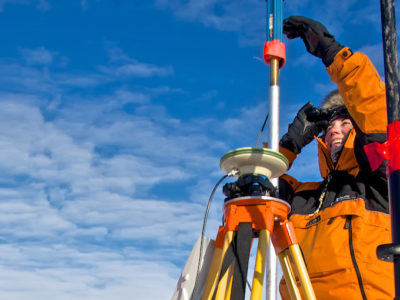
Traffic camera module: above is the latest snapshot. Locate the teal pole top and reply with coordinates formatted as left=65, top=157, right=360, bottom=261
left=267, top=0, right=283, bottom=41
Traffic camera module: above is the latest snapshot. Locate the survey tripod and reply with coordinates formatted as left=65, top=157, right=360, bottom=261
left=170, top=149, right=317, bottom=300
left=191, top=148, right=316, bottom=300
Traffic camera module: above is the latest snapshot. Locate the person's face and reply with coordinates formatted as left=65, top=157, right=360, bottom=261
left=324, top=117, right=353, bottom=153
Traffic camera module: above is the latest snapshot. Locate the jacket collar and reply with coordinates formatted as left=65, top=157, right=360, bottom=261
left=316, top=129, right=359, bottom=179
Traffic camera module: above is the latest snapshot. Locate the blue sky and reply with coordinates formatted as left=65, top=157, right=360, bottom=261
left=0, top=0, right=397, bottom=299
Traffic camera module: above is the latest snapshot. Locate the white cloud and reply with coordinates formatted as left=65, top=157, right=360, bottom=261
left=113, top=89, right=150, bottom=104
left=0, top=0, right=54, bottom=12
left=101, top=46, right=174, bottom=78
left=0, top=0, right=28, bottom=11
left=57, top=73, right=107, bottom=88
left=0, top=90, right=218, bottom=298
left=155, top=0, right=265, bottom=45
left=155, top=0, right=261, bottom=30
left=106, top=62, right=174, bottom=78
left=155, top=0, right=385, bottom=47
left=36, top=0, right=50, bottom=11
left=0, top=45, right=175, bottom=94
left=19, top=47, right=55, bottom=65
left=0, top=61, right=60, bottom=94
left=0, top=46, right=232, bottom=296
left=0, top=244, right=178, bottom=300
left=81, top=0, right=88, bottom=11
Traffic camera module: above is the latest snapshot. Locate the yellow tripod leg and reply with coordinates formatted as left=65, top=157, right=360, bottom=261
left=201, top=230, right=234, bottom=300
left=288, top=244, right=316, bottom=300
left=201, top=246, right=223, bottom=300
left=250, top=229, right=270, bottom=300
left=221, top=266, right=234, bottom=300
left=214, top=231, right=234, bottom=300
left=278, top=249, right=302, bottom=300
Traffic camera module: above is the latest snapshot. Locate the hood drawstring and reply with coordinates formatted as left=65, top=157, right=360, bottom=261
left=311, top=173, right=332, bottom=215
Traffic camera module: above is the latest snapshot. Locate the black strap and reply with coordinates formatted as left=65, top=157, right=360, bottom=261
left=212, top=223, right=253, bottom=300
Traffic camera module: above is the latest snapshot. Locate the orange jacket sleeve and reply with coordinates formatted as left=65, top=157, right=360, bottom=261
left=326, top=47, right=387, bottom=134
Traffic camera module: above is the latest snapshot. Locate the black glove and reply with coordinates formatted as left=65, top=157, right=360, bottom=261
left=280, top=102, right=329, bottom=154
left=283, top=16, right=344, bottom=67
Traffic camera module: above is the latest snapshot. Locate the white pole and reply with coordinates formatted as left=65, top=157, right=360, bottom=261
left=266, top=58, right=280, bottom=300
left=269, top=84, right=280, bottom=151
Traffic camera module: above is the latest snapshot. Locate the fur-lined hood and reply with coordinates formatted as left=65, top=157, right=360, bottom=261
left=321, top=89, right=344, bottom=110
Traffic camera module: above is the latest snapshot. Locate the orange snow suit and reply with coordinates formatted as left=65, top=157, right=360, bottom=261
left=278, top=48, right=395, bottom=299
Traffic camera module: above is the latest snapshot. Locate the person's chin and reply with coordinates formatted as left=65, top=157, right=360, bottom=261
left=330, top=143, right=343, bottom=153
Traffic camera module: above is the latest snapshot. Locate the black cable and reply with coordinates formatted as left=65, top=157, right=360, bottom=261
left=190, top=173, right=229, bottom=300
left=254, top=113, right=269, bottom=148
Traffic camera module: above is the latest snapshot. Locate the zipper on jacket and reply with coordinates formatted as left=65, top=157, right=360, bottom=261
left=346, top=215, right=367, bottom=300
left=327, top=216, right=336, bottom=225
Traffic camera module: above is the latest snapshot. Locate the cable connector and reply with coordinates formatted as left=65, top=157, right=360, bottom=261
left=227, top=168, right=240, bottom=177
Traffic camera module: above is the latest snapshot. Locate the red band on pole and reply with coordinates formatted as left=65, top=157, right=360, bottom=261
left=364, top=121, right=400, bottom=173
left=364, top=141, right=388, bottom=171
left=387, top=121, right=400, bottom=173
left=264, top=40, right=286, bottom=67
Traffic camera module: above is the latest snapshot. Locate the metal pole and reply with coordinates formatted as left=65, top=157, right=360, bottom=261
left=380, top=0, right=400, bottom=123
left=269, top=58, right=280, bottom=152
left=265, top=1, right=285, bottom=299
left=379, top=0, right=400, bottom=298
left=267, top=57, right=280, bottom=300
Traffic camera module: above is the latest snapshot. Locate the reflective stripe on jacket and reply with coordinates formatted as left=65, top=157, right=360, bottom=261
left=279, top=48, right=394, bottom=300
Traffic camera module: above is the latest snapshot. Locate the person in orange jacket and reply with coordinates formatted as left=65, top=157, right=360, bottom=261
left=277, top=16, right=395, bottom=299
